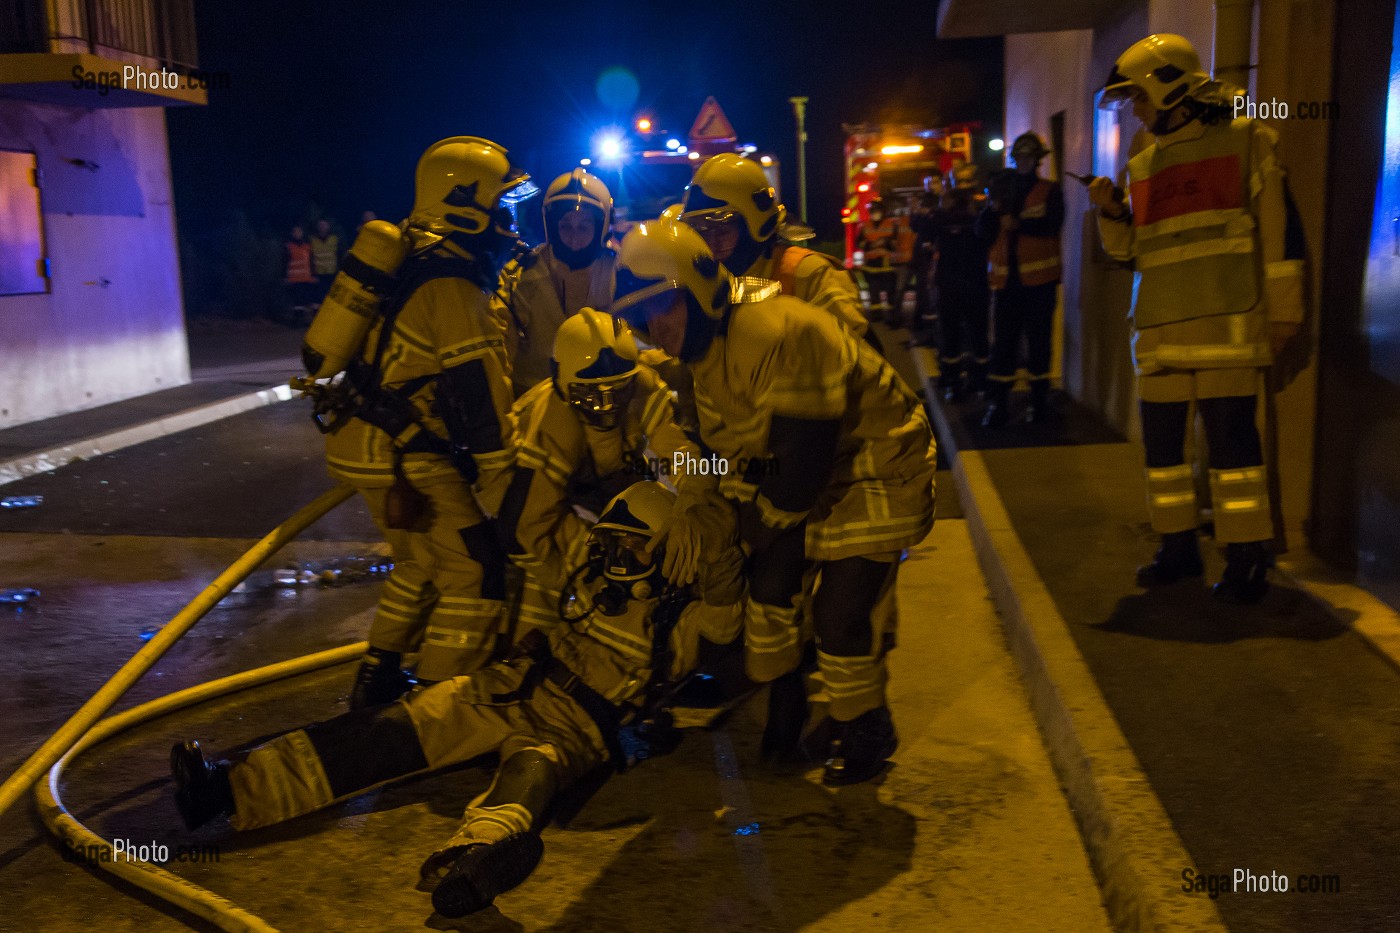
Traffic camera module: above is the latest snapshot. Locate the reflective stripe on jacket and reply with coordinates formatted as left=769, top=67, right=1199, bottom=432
left=988, top=179, right=1062, bottom=289
left=1126, top=118, right=1258, bottom=328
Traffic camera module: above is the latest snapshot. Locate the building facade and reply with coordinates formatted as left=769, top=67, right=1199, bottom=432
left=940, top=0, right=1400, bottom=610
left=0, top=0, right=203, bottom=429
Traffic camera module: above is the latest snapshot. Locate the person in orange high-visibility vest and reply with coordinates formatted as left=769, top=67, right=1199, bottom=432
left=284, top=225, right=318, bottom=322
left=976, top=133, right=1064, bottom=426
left=857, top=199, right=899, bottom=319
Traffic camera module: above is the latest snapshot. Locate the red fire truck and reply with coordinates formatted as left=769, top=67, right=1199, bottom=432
left=841, top=122, right=979, bottom=266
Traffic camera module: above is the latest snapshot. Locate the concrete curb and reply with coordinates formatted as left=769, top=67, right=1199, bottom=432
left=911, top=348, right=1227, bottom=932
left=0, top=383, right=294, bottom=487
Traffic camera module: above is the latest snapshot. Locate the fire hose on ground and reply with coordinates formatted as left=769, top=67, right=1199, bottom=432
left=0, top=484, right=362, bottom=932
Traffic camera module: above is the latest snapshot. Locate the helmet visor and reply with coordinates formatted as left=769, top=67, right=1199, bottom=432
left=567, top=376, right=635, bottom=428
left=499, top=177, right=540, bottom=206
left=1097, top=67, right=1141, bottom=111
left=593, top=529, right=654, bottom=581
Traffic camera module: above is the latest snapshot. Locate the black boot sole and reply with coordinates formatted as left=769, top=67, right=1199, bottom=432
left=432, top=832, right=544, bottom=918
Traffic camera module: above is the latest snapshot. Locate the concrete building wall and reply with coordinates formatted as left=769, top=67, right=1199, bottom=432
left=0, top=99, right=189, bottom=429
left=1004, top=30, right=1094, bottom=397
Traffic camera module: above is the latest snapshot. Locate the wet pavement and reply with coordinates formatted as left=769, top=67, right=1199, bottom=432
left=1, top=321, right=1106, bottom=930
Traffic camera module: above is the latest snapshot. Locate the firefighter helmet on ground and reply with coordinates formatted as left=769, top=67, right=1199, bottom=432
left=543, top=169, right=612, bottom=269
left=551, top=308, right=639, bottom=429
left=1097, top=34, right=1211, bottom=112
left=409, top=136, right=537, bottom=238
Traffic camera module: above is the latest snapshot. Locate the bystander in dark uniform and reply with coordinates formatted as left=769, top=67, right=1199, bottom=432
left=930, top=163, right=993, bottom=399
left=976, top=133, right=1065, bottom=426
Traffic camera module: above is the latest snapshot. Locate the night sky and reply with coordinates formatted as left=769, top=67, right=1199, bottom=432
left=168, top=0, right=1002, bottom=244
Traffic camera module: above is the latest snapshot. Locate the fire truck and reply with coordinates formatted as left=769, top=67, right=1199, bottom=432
left=841, top=122, right=979, bottom=266
left=587, top=97, right=780, bottom=234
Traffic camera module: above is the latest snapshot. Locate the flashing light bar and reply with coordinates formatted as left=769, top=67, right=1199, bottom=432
left=880, top=144, right=924, bottom=155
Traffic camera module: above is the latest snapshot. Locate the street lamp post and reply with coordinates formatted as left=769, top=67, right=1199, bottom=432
left=788, top=96, right=809, bottom=224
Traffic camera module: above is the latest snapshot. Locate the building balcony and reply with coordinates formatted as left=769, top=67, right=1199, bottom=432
left=0, top=0, right=205, bottom=107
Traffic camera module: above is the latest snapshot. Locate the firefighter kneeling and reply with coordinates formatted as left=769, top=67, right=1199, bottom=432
left=611, top=221, right=937, bottom=785
left=170, top=481, right=744, bottom=918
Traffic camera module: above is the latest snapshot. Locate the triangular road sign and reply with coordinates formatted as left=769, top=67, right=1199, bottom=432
left=688, top=96, right=737, bottom=143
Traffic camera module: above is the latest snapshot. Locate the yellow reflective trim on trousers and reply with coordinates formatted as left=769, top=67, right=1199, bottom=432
left=1214, top=467, right=1265, bottom=484
left=1146, top=465, right=1193, bottom=483
left=1135, top=235, right=1255, bottom=270
left=1151, top=491, right=1198, bottom=508
left=1218, top=497, right=1265, bottom=512
left=1017, top=257, right=1062, bottom=274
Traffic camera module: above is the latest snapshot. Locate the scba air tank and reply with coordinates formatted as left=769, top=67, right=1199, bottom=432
left=301, top=220, right=409, bottom=379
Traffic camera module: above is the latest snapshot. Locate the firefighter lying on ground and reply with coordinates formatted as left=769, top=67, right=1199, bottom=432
left=499, top=169, right=616, bottom=396
left=1090, top=33, right=1303, bottom=603
left=170, top=481, right=745, bottom=919
left=498, top=308, right=714, bottom=642
left=611, top=221, right=937, bottom=785
left=300, top=136, right=531, bottom=708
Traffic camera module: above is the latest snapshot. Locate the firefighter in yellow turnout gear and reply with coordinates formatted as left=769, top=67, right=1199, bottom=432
left=171, top=482, right=745, bottom=919
left=680, top=152, right=867, bottom=338
left=500, top=169, right=616, bottom=396
left=612, top=221, right=936, bottom=785
left=498, top=308, right=711, bottom=641
left=317, top=137, right=530, bottom=706
left=1092, top=34, right=1303, bottom=603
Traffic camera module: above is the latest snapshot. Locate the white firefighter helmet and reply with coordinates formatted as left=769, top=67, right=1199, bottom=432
left=681, top=153, right=784, bottom=244
left=591, top=480, right=677, bottom=582
left=409, top=136, right=537, bottom=237
left=551, top=308, right=639, bottom=428
left=1098, top=34, right=1211, bottom=112
left=542, top=169, right=612, bottom=266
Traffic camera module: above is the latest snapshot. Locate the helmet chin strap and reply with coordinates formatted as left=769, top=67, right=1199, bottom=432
left=1150, top=98, right=1203, bottom=136
left=678, top=293, right=722, bottom=363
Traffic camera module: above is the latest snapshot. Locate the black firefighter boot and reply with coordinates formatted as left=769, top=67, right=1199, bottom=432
left=822, top=706, right=898, bottom=786
left=170, top=741, right=234, bottom=830
left=1213, top=541, right=1272, bottom=605
left=938, top=362, right=965, bottom=403
left=981, top=380, right=1011, bottom=428
left=431, top=832, right=545, bottom=918
left=761, top=667, right=811, bottom=765
left=1135, top=530, right=1204, bottom=587
left=1025, top=379, right=1051, bottom=424
left=349, top=648, right=413, bottom=709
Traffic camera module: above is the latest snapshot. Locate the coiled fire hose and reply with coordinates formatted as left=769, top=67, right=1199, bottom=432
left=0, top=484, right=361, bottom=931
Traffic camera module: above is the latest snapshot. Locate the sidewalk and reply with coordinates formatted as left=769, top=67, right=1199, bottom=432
left=908, top=343, right=1400, bottom=933
left=0, top=319, right=303, bottom=486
